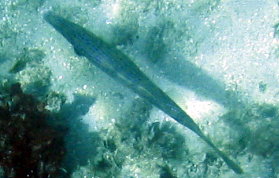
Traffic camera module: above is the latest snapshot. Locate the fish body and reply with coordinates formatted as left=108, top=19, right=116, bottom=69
left=44, top=12, right=243, bottom=174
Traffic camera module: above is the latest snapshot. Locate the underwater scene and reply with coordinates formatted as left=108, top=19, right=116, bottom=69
left=0, top=0, right=278, bottom=177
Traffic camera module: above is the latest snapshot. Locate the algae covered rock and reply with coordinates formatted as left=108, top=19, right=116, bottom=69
left=0, top=82, right=67, bottom=177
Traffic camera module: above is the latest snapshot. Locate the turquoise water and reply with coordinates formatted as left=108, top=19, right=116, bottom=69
left=0, top=0, right=278, bottom=177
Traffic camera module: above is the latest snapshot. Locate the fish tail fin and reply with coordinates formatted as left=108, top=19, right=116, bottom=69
left=199, top=133, right=244, bottom=174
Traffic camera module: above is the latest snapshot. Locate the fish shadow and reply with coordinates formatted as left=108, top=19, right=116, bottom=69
left=154, top=53, right=243, bottom=108
left=128, top=23, right=244, bottom=109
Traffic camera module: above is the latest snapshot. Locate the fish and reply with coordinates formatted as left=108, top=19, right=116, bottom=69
left=44, top=12, right=243, bottom=174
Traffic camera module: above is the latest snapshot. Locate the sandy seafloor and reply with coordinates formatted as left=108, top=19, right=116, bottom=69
left=0, top=0, right=279, bottom=177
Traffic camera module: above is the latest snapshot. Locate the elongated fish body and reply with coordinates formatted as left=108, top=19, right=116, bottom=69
left=44, top=12, right=243, bottom=174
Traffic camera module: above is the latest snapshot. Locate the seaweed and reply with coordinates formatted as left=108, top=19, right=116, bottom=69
left=147, top=121, right=186, bottom=160
left=142, top=24, right=168, bottom=63
left=274, top=22, right=279, bottom=38
left=10, top=0, right=45, bottom=11
left=258, top=81, right=267, bottom=93
left=0, top=83, right=67, bottom=178
left=222, top=103, right=279, bottom=176
left=10, top=48, right=45, bottom=74
left=159, top=165, right=177, bottom=178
